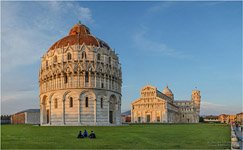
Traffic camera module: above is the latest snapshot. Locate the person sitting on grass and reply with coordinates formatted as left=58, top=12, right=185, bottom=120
left=83, top=129, right=88, bottom=137
left=77, top=131, right=84, bottom=139
left=89, top=131, right=96, bottom=139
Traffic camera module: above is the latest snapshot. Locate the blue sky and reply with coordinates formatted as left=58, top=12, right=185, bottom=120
left=1, top=1, right=242, bottom=115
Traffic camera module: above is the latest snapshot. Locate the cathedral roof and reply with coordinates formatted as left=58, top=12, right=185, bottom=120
left=48, top=22, right=110, bottom=51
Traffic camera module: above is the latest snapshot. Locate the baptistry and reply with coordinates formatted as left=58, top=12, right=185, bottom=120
left=39, top=22, right=122, bottom=126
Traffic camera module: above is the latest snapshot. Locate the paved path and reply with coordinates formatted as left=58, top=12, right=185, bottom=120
left=233, top=126, right=243, bottom=149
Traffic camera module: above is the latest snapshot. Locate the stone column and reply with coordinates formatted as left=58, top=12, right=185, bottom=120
left=49, top=100, right=51, bottom=125
left=131, top=105, right=133, bottom=123
left=61, top=74, right=64, bottom=89
left=94, top=99, right=97, bottom=125
left=78, top=98, right=81, bottom=124
left=62, top=98, right=65, bottom=125
left=100, top=75, right=102, bottom=88
left=77, top=70, right=80, bottom=87
left=160, top=111, right=162, bottom=123
left=83, top=73, right=85, bottom=87
left=89, top=71, right=91, bottom=87
left=40, top=105, right=43, bottom=125
left=94, top=73, right=97, bottom=88
left=118, top=102, right=121, bottom=124
left=107, top=100, right=110, bottom=124
left=107, top=77, right=109, bottom=90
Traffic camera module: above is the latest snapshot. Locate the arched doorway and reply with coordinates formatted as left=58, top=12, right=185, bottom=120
left=109, top=95, right=117, bottom=124
left=41, top=95, right=49, bottom=124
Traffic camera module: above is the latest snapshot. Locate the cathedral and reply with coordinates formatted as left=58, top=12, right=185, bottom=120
left=131, top=85, right=201, bottom=123
left=39, top=22, right=122, bottom=126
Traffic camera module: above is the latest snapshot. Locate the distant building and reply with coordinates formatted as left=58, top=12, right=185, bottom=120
left=1, top=115, right=11, bottom=124
left=11, top=109, right=40, bottom=124
left=203, top=115, right=220, bottom=123
left=131, top=85, right=201, bottom=123
left=218, top=114, right=228, bottom=123
left=236, top=112, right=243, bottom=124
left=227, top=115, right=236, bottom=124
left=121, top=110, right=131, bottom=123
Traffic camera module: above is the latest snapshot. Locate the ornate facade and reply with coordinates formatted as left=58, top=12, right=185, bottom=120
left=131, top=85, right=201, bottom=123
left=39, top=22, right=122, bottom=126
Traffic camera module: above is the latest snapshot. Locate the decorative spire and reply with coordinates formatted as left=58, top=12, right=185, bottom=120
left=78, top=20, right=82, bottom=24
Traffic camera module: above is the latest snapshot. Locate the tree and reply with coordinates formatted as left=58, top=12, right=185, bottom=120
left=199, top=116, right=204, bottom=122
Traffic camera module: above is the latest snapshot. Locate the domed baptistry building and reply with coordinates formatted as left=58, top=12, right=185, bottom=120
left=39, top=22, right=122, bottom=126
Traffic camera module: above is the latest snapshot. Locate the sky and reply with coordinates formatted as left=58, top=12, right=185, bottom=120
left=1, top=1, right=242, bottom=115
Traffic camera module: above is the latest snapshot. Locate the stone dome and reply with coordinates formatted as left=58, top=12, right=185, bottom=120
left=162, top=86, right=174, bottom=99
left=48, top=22, right=110, bottom=51
left=162, top=86, right=173, bottom=94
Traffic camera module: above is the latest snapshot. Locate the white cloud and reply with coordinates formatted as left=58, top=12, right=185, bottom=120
left=147, top=2, right=175, bottom=14
left=2, top=2, right=95, bottom=72
left=132, top=26, right=192, bottom=59
left=1, top=2, right=95, bottom=115
left=200, top=101, right=242, bottom=115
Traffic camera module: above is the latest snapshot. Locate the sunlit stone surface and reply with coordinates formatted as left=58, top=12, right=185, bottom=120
left=39, top=22, right=122, bottom=126
left=131, top=85, right=201, bottom=123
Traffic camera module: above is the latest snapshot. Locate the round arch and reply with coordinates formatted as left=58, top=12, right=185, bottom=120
left=41, top=95, right=48, bottom=124
left=109, top=94, right=117, bottom=124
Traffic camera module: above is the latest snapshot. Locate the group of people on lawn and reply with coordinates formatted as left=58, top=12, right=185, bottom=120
left=77, top=129, right=96, bottom=139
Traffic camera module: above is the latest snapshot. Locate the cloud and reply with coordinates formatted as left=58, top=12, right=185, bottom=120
left=1, top=2, right=95, bottom=115
left=1, top=90, right=39, bottom=115
left=202, top=1, right=225, bottom=6
left=132, top=25, right=192, bottom=59
left=2, top=2, right=95, bottom=72
left=200, top=101, right=242, bottom=115
left=47, top=2, right=94, bottom=24
left=147, top=2, right=175, bottom=14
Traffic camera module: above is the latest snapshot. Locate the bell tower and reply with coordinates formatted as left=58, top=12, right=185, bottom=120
left=191, top=89, right=201, bottom=113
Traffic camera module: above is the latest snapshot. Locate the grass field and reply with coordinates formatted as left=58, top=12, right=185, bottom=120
left=1, top=123, right=230, bottom=149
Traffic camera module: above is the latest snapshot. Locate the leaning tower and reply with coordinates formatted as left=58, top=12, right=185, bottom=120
left=191, top=89, right=201, bottom=122
left=39, top=22, right=122, bottom=126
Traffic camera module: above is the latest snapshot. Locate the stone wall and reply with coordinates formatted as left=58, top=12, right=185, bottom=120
left=26, top=112, right=40, bottom=124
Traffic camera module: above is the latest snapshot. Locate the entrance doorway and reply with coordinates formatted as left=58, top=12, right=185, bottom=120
left=46, top=109, right=49, bottom=124
left=109, top=95, right=117, bottom=124
left=146, top=115, right=150, bottom=123
left=109, top=111, right=113, bottom=123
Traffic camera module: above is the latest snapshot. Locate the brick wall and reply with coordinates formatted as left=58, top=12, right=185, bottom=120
left=11, top=113, right=25, bottom=124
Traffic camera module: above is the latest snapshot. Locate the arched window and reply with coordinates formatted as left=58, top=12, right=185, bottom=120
left=85, top=97, right=88, bottom=107
left=101, top=83, right=104, bottom=88
left=85, top=71, right=89, bottom=83
left=54, top=99, right=58, bottom=109
left=53, top=55, right=57, bottom=63
left=82, top=51, right=86, bottom=59
left=69, top=97, right=73, bottom=108
left=101, top=98, right=103, bottom=108
left=46, top=60, right=48, bottom=69
left=64, top=73, right=68, bottom=84
left=97, top=53, right=101, bottom=61
left=108, top=57, right=111, bottom=64
left=67, top=52, right=72, bottom=60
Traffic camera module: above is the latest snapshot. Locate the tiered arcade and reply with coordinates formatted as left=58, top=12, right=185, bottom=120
left=39, top=23, right=122, bottom=126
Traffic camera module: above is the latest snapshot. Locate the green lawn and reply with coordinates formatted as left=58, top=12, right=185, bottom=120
left=1, top=123, right=230, bottom=149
